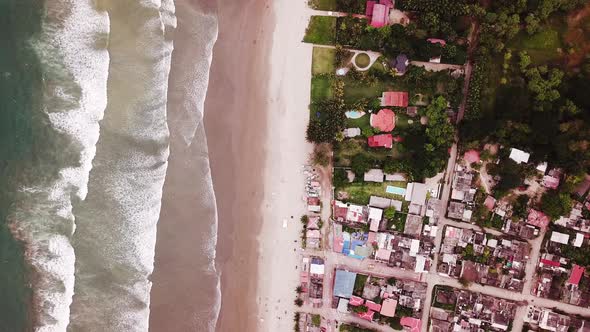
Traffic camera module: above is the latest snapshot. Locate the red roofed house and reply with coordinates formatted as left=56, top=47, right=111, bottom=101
left=569, top=265, right=585, bottom=286
left=365, top=300, right=382, bottom=312
left=349, top=295, right=365, bottom=306
left=543, top=169, right=561, bottom=190
left=370, top=109, right=396, bottom=132
left=484, top=196, right=496, bottom=211
left=401, top=317, right=421, bottom=332
left=427, top=38, right=447, bottom=46
left=366, top=0, right=376, bottom=16
left=368, top=134, right=393, bottom=148
left=540, top=259, right=561, bottom=268
left=464, top=149, right=480, bottom=164
left=370, top=4, right=389, bottom=28
left=381, top=91, right=409, bottom=107
left=358, top=310, right=375, bottom=321
left=527, top=209, right=550, bottom=229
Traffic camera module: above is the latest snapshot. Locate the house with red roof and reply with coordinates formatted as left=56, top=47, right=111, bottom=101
left=527, top=209, right=550, bottom=229
left=463, top=149, right=480, bottom=164
left=540, top=259, right=561, bottom=268
left=568, top=265, right=585, bottom=286
left=484, top=196, right=496, bottom=211
left=358, top=310, right=375, bottom=321
left=349, top=295, right=365, bottom=306
left=401, top=317, right=421, bottom=332
left=427, top=38, right=447, bottom=46
left=368, top=134, right=393, bottom=148
left=381, top=91, right=409, bottom=107
left=365, top=300, right=382, bottom=312
left=370, top=109, right=395, bottom=132
left=367, top=0, right=393, bottom=28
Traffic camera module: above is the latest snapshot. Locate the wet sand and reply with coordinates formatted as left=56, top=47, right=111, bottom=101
left=149, top=1, right=220, bottom=331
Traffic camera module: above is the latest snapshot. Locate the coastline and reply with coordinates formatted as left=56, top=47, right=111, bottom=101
left=204, top=0, right=275, bottom=331
left=206, top=0, right=313, bottom=330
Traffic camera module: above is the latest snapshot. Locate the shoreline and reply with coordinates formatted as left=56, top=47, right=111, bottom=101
left=204, top=0, right=275, bottom=331
left=206, top=0, right=314, bottom=330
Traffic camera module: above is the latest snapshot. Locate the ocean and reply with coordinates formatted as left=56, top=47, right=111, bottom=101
left=0, top=0, right=221, bottom=331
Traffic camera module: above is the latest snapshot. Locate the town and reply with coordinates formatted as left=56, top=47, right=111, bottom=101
left=295, top=0, right=590, bottom=331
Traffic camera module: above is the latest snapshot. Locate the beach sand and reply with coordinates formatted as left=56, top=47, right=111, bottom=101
left=205, top=0, right=314, bottom=331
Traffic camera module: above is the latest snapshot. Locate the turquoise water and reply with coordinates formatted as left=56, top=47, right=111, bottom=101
left=0, top=0, right=44, bottom=330
left=345, top=110, right=364, bottom=119
left=386, top=185, right=406, bottom=195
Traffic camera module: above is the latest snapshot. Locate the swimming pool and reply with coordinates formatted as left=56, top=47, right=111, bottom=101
left=386, top=185, right=406, bottom=195
left=345, top=110, right=365, bottom=119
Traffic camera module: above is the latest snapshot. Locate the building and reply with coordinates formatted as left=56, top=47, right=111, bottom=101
left=404, top=214, right=423, bottom=237
left=380, top=298, right=397, bottom=317
left=368, top=134, right=393, bottom=148
left=367, top=0, right=392, bottom=28
left=333, top=270, right=357, bottom=298
left=550, top=231, right=570, bottom=245
left=405, top=182, right=428, bottom=215
left=509, top=148, right=530, bottom=164
left=381, top=91, right=409, bottom=107
left=543, top=169, right=561, bottom=189
left=391, top=54, right=409, bottom=74
left=527, top=209, right=550, bottom=230
left=568, top=265, right=584, bottom=287
left=406, top=106, right=418, bottom=117
left=343, top=127, right=361, bottom=138
left=370, top=108, right=395, bottom=132
left=364, top=168, right=384, bottom=182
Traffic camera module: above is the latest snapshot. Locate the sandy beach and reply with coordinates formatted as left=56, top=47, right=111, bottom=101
left=205, top=0, right=314, bottom=330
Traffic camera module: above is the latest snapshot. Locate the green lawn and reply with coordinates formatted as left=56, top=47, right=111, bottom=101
left=353, top=274, right=368, bottom=296
left=336, top=181, right=407, bottom=205
left=508, top=26, right=563, bottom=65
left=311, top=75, right=333, bottom=102
left=346, top=114, right=371, bottom=132
left=304, top=16, right=337, bottom=45
left=312, top=47, right=336, bottom=75
left=308, top=0, right=337, bottom=11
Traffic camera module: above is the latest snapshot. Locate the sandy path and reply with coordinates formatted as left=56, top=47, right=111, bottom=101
left=205, top=0, right=314, bottom=330
left=256, top=0, right=314, bottom=330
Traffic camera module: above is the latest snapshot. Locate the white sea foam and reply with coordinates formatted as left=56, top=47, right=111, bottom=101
left=10, top=1, right=110, bottom=331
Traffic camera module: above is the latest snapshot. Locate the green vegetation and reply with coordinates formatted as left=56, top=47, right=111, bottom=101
left=312, top=47, right=336, bottom=75
left=311, top=75, right=333, bottom=102
left=304, top=16, right=337, bottom=45
left=387, top=211, right=407, bottom=232
left=339, top=324, right=376, bottom=332
left=395, top=305, right=414, bottom=318
left=353, top=274, right=368, bottom=296
left=312, top=314, right=321, bottom=327
left=308, top=0, right=337, bottom=11
left=337, top=181, right=407, bottom=205
left=540, top=190, right=572, bottom=220
left=354, top=53, right=371, bottom=68
left=389, top=317, right=403, bottom=330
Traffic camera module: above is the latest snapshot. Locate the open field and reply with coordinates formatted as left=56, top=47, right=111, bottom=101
left=311, top=75, right=333, bottom=102
left=304, top=16, right=337, bottom=45
left=336, top=181, right=408, bottom=205
left=312, top=47, right=335, bottom=75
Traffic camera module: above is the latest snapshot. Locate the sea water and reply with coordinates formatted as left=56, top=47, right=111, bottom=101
left=0, top=0, right=221, bottom=331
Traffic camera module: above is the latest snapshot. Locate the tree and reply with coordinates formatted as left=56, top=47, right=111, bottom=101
left=334, top=168, right=348, bottom=188
left=384, top=207, right=396, bottom=220
left=350, top=154, right=371, bottom=175
left=541, top=190, right=572, bottom=220
left=518, top=51, right=531, bottom=72
left=296, top=286, right=303, bottom=294
left=294, top=298, right=304, bottom=307
left=559, top=99, right=581, bottom=116
left=526, top=66, right=564, bottom=104
left=311, top=314, right=321, bottom=327
left=425, top=96, right=454, bottom=148
left=312, top=143, right=331, bottom=167
left=525, top=14, right=541, bottom=35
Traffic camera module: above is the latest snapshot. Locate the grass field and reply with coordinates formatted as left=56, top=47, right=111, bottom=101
left=312, top=47, right=336, bottom=75
left=308, top=0, right=337, bottom=11
left=304, top=16, right=337, bottom=45
left=346, top=114, right=371, bottom=132
left=311, top=75, right=333, bottom=102
left=336, top=181, right=407, bottom=205
left=508, top=23, right=564, bottom=65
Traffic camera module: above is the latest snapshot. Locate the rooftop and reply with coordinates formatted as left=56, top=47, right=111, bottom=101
left=368, top=134, right=393, bottom=148
left=509, top=148, right=530, bottom=164
left=381, top=91, right=409, bottom=107
left=370, top=108, right=396, bottom=132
